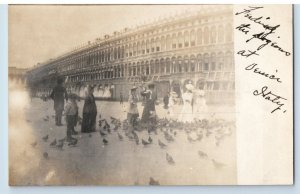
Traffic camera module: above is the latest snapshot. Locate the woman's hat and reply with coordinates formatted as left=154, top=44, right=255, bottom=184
left=185, top=81, right=194, bottom=91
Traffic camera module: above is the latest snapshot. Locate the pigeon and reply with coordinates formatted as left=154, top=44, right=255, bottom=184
left=110, top=116, right=117, bottom=121
left=89, top=134, right=92, bottom=138
left=113, top=126, right=119, bottom=131
left=187, top=135, right=195, bottom=143
left=142, top=139, right=150, bottom=146
left=43, top=152, right=49, bottom=159
left=149, top=177, right=160, bottom=185
left=132, top=131, right=139, bottom=141
left=198, top=150, right=208, bottom=159
left=50, top=139, right=57, bottom=147
left=31, top=141, right=37, bottom=148
left=148, top=136, right=153, bottom=143
left=56, top=140, right=64, bottom=150
left=166, top=153, right=175, bottom=165
left=158, top=139, right=167, bottom=149
left=103, top=138, right=108, bottom=145
left=117, top=133, right=123, bottom=141
left=68, top=138, right=78, bottom=146
left=99, top=130, right=107, bottom=137
left=173, top=131, right=177, bottom=136
left=42, top=135, right=49, bottom=142
left=197, top=131, right=203, bottom=141
left=164, top=132, right=174, bottom=142
left=212, top=159, right=226, bottom=169
left=135, top=137, right=139, bottom=145
left=43, top=118, right=49, bottom=122
left=58, top=138, right=65, bottom=143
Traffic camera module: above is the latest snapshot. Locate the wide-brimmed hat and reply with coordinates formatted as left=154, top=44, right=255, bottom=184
left=185, top=82, right=194, bottom=91
left=170, top=91, right=177, bottom=95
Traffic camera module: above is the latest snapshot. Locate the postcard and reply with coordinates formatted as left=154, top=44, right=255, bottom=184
left=8, top=4, right=293, bottom=185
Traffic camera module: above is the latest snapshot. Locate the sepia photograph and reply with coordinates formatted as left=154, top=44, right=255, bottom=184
left=8, top=4, right=293, bottom=186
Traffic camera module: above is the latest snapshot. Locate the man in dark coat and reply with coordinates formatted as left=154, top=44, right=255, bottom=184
left=50, top=77, right=68, bottom=126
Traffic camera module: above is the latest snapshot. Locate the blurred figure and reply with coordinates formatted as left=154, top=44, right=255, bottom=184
left=127, top=86, right=139, bottom=131
left=168, top=91, right=177, bottom=119
left=81, top=85, right=97, bottom=133
left=64, top=93, right=79, bottom=141
left=120, top=92, right=124, bottom=105
left=50, top=77, right=68, bottom=126
left=163, top=92, right=170, bottom=109
left=193, top=90, right=207, bottom=120
left=178, top=81, right=194, bottom=123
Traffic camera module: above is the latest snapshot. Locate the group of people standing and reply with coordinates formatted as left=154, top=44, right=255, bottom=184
left=50, top=78, right=97, bottom=141
left=127, top=82, right=158, bottom=130
left=170, top=81, right=207, bottom=123
left=49, top=77, right=206, bottom=141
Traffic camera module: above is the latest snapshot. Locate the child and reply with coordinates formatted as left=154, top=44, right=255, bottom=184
left=64, top=93, right=79, bottom=142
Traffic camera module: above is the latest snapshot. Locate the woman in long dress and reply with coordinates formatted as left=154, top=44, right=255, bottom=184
left=193, top=90, right=207, bottom=120
left=81, top=85, right=97, bottom=133
left=178, top=82, right=194, bottom=123
left=167, top=91, right=177, bottom=119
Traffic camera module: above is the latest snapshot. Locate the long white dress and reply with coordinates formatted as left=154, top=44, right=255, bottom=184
left=178, top=92, right=194, bottom=123
left=193, top=96, right=207, bottom=120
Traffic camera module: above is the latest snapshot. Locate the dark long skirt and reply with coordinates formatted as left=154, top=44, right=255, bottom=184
left=81, top=112, right=97, bottom=133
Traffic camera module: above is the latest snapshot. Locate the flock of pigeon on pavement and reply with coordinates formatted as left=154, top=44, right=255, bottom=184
left=29, top=113, right=234, bottom=185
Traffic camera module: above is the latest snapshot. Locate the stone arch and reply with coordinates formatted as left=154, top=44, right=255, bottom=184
left=184, top=30, right=190, bottom=47
left=211, top=25, right=217, bottom=44
left=203, top=53, right=210, bottom=71
left=211, top=52, right=217, bottom=71
left=225, top=23, right=233, bottom=42
left=190, top=30, right=196, bottom=46
left=218, top=25, right=224, bottom=43
left=204, top=26, right=210, bottom=44
left=160, top=58, right=165, bottom=74
left=161, top=36, right=166, bottom=51
left=190, top=55, right=196, bottom=72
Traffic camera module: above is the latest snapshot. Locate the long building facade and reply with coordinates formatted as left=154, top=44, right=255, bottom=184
left=27, top=5, right=235, bottom=104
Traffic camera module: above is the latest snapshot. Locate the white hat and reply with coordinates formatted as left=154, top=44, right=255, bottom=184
left=185, top=83, right=194, bottom=91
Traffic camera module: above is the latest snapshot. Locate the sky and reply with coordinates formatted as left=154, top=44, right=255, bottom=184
left=9, top=5, right=203, bottom=69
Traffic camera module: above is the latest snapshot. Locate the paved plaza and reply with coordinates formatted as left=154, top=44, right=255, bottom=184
left=9, top=88, right=237, bottom=185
